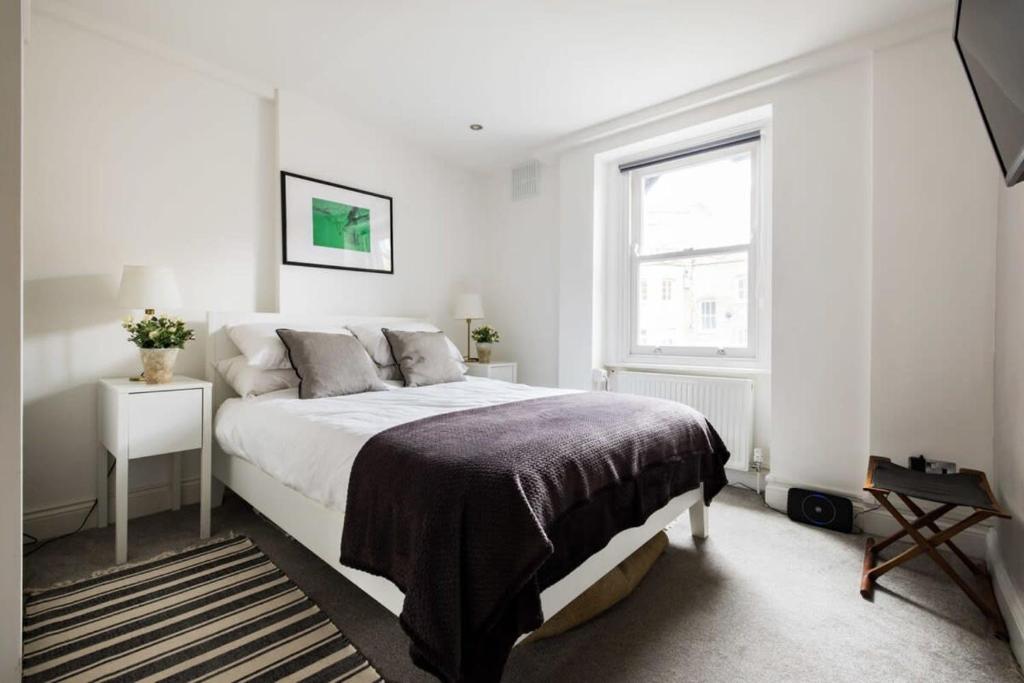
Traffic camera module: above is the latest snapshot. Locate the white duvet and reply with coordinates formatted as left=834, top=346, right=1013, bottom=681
left=214, top=376, right=575, bottom=511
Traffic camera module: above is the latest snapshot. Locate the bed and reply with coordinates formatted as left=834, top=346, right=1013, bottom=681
left=206, top=311, right=727, bottom=680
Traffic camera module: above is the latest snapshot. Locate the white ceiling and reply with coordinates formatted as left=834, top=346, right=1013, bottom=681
left=44, top=0, right=950, bottom=169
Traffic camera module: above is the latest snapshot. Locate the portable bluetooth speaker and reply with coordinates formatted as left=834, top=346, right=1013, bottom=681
left=787, top=488, right=854, bottom=533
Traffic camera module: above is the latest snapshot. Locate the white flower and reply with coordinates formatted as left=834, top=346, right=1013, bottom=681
left=148, top=331, right=159, bottom=340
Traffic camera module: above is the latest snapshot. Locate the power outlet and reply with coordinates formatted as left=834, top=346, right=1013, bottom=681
left=926, top=459, right=957, bottom=474
left=910, top=454, right=957, bottom=474
left=751, top=448, right=767, bottom=495
left=752, top=448, right=765, bottom=469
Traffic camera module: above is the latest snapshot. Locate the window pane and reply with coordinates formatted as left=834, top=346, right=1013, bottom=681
left=636, top=251, right=749, bottom=349
left=638, top=150, right=752, bottom=255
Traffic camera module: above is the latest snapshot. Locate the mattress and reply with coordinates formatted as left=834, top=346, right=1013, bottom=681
left=214, top=376, right=574, bottom=511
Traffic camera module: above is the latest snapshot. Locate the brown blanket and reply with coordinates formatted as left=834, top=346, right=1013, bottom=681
left=340, top=391, right=730, bottom=682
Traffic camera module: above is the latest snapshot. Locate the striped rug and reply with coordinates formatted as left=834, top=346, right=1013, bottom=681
left=23, top=536, right=383, bottom=682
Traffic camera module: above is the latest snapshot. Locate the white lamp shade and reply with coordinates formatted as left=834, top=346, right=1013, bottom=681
left=117, top=265, right=182, bottom=311
left=452, top=293, right=484, bottom=320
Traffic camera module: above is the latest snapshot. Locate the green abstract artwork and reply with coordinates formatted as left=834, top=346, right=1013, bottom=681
left=311, top=197, right=371, bottom=252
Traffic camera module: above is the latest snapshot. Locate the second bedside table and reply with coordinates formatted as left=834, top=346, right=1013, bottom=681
left=465, top=361, right=517, bottom=383
left=97, top=376, right=213, bottom=564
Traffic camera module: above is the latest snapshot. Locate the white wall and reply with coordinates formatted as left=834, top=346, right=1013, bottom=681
left=765, top=61, right=873, bottom=495
left=870, top=31, right=998, bottom=476
left=22, top=9, right=1006, bottom=563
left=0, top=0, right=23, bottom=672
left=23, top=15, right=489, bottom=536
left=23, top=13, right=277, bottom=534
left=547, top=61, right=873, bottom=485
left=479, top=164, right=560, bottom=386
left=276, top=90, right=485, bottom=344
left=993, top=181, right=1024, bottom=658
left=490, top=26, right=999, bottom=502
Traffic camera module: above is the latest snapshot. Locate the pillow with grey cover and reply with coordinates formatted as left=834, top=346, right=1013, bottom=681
left=276, top=329, right=389, bottom=399
left=383, top=329, right=468, bottom=388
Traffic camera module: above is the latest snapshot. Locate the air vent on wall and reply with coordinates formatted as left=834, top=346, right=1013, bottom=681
left=511, top=161, right=540, bottom=201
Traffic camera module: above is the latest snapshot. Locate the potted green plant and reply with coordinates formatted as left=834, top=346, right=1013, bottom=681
left=122, top=315, right=196, bottom=383
left=471, top=325, right=500, bottom=363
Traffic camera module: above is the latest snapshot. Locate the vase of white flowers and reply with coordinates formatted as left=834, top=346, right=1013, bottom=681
left=122, top=315, right=195, bottom=384
left=471, top=325, right=500, bottom=363
left=139, top=348, right=179, bottom=384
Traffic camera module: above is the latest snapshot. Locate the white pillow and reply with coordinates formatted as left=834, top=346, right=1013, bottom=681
left=347, top=320, right=466, bottom=373
left=215, top=355, right=300, bottom=397
left=227, top=322, right=352, bottom=369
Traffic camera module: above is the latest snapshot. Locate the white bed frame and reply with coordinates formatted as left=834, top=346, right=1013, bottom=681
left=205, top=311, right=708, bottom=628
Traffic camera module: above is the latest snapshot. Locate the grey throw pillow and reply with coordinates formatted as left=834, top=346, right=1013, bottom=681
left=276, top=329, right=389, bottom=399
left=383, top=329, right=468, bottom=388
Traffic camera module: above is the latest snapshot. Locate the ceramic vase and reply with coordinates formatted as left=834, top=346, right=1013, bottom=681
left=140, top=348, right=178, bottom=384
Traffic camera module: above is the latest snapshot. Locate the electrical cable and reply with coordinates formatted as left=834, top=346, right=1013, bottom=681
left=23, top=461, right=114, bottom=558
left=727, top=481, right=875, bottom=535
left=851, top=504, right=881, bottom=535
left=726, top=481, right=789, bottom=518
left=854, top=504, right=881, bottom=518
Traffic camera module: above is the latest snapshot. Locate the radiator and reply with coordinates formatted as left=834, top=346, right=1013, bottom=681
left=607, top=370, right=753, bottom=471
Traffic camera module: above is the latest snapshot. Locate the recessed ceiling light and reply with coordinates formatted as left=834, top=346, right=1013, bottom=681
left=469, top=123, right=483, bottom=131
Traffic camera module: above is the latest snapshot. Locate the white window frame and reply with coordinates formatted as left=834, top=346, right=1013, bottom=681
left=626, top=138, right=761, bottom=360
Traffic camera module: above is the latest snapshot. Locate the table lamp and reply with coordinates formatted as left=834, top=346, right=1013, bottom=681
left=452, top=293, right=484, bottom=361
left=117, top=265, right=181, bottom=317
left=117, top=265, right=183, bottom=381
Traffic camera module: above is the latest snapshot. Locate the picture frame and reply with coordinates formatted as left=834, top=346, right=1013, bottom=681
left=280, top=171, right=394, bottom=274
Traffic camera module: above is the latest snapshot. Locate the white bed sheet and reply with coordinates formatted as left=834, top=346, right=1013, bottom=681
left=214, top=376, right=575, bottom=511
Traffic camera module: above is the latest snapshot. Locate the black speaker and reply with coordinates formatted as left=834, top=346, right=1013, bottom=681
left=787, top=488, right=854, bottom=533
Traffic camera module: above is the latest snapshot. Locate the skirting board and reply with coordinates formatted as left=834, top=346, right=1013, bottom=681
left=988, top=529, right=1024, bottom=667
left=764, top=477, right=992, bottom=558
left=726, top=467, right=767, bottom=493
left=24, top=477, right=202, bottom=541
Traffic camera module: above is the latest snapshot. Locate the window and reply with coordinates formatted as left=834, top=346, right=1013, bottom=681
left=700, top=300, right=717, bottom=330
left=625, top=131, right=760, bottom=358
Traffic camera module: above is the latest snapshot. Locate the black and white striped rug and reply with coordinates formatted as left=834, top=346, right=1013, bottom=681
left=23, top=536, right=383, bottom=682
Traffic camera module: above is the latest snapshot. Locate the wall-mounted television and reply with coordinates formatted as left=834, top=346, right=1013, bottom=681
left=954, top=0, right=1024, bottom=187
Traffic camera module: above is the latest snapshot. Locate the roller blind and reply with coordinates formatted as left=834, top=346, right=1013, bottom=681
left=619, top=130, right=761, bottom=174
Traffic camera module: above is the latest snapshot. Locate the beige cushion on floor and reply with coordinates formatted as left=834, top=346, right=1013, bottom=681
left=525, top=530, right=668, bottom=642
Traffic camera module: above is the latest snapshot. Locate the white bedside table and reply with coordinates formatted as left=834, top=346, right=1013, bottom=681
left=97, top=376, right=213, bottom=564
left=465, top=361, right=517, bottom=383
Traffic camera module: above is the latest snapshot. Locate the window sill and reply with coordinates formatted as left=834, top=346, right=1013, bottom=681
left=606, top=361, right=771, bottom=377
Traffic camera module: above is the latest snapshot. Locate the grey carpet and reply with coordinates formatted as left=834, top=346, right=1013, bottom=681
left=25, top=487, right=1022, bottom=682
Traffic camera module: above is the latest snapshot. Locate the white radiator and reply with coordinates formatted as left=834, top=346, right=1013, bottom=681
left=607, top=370, right=753, bottom=471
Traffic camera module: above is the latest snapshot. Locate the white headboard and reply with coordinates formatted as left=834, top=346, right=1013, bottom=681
left=206, top=311, right=423, bottom=413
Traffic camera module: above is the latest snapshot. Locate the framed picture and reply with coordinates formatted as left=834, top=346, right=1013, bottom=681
left=280, top=171, right=394, bottom=274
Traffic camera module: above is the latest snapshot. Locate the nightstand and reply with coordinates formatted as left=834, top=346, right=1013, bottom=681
left=465, top=361, right=517, bottom=383
left=97, top=376, right=213, bottom=564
